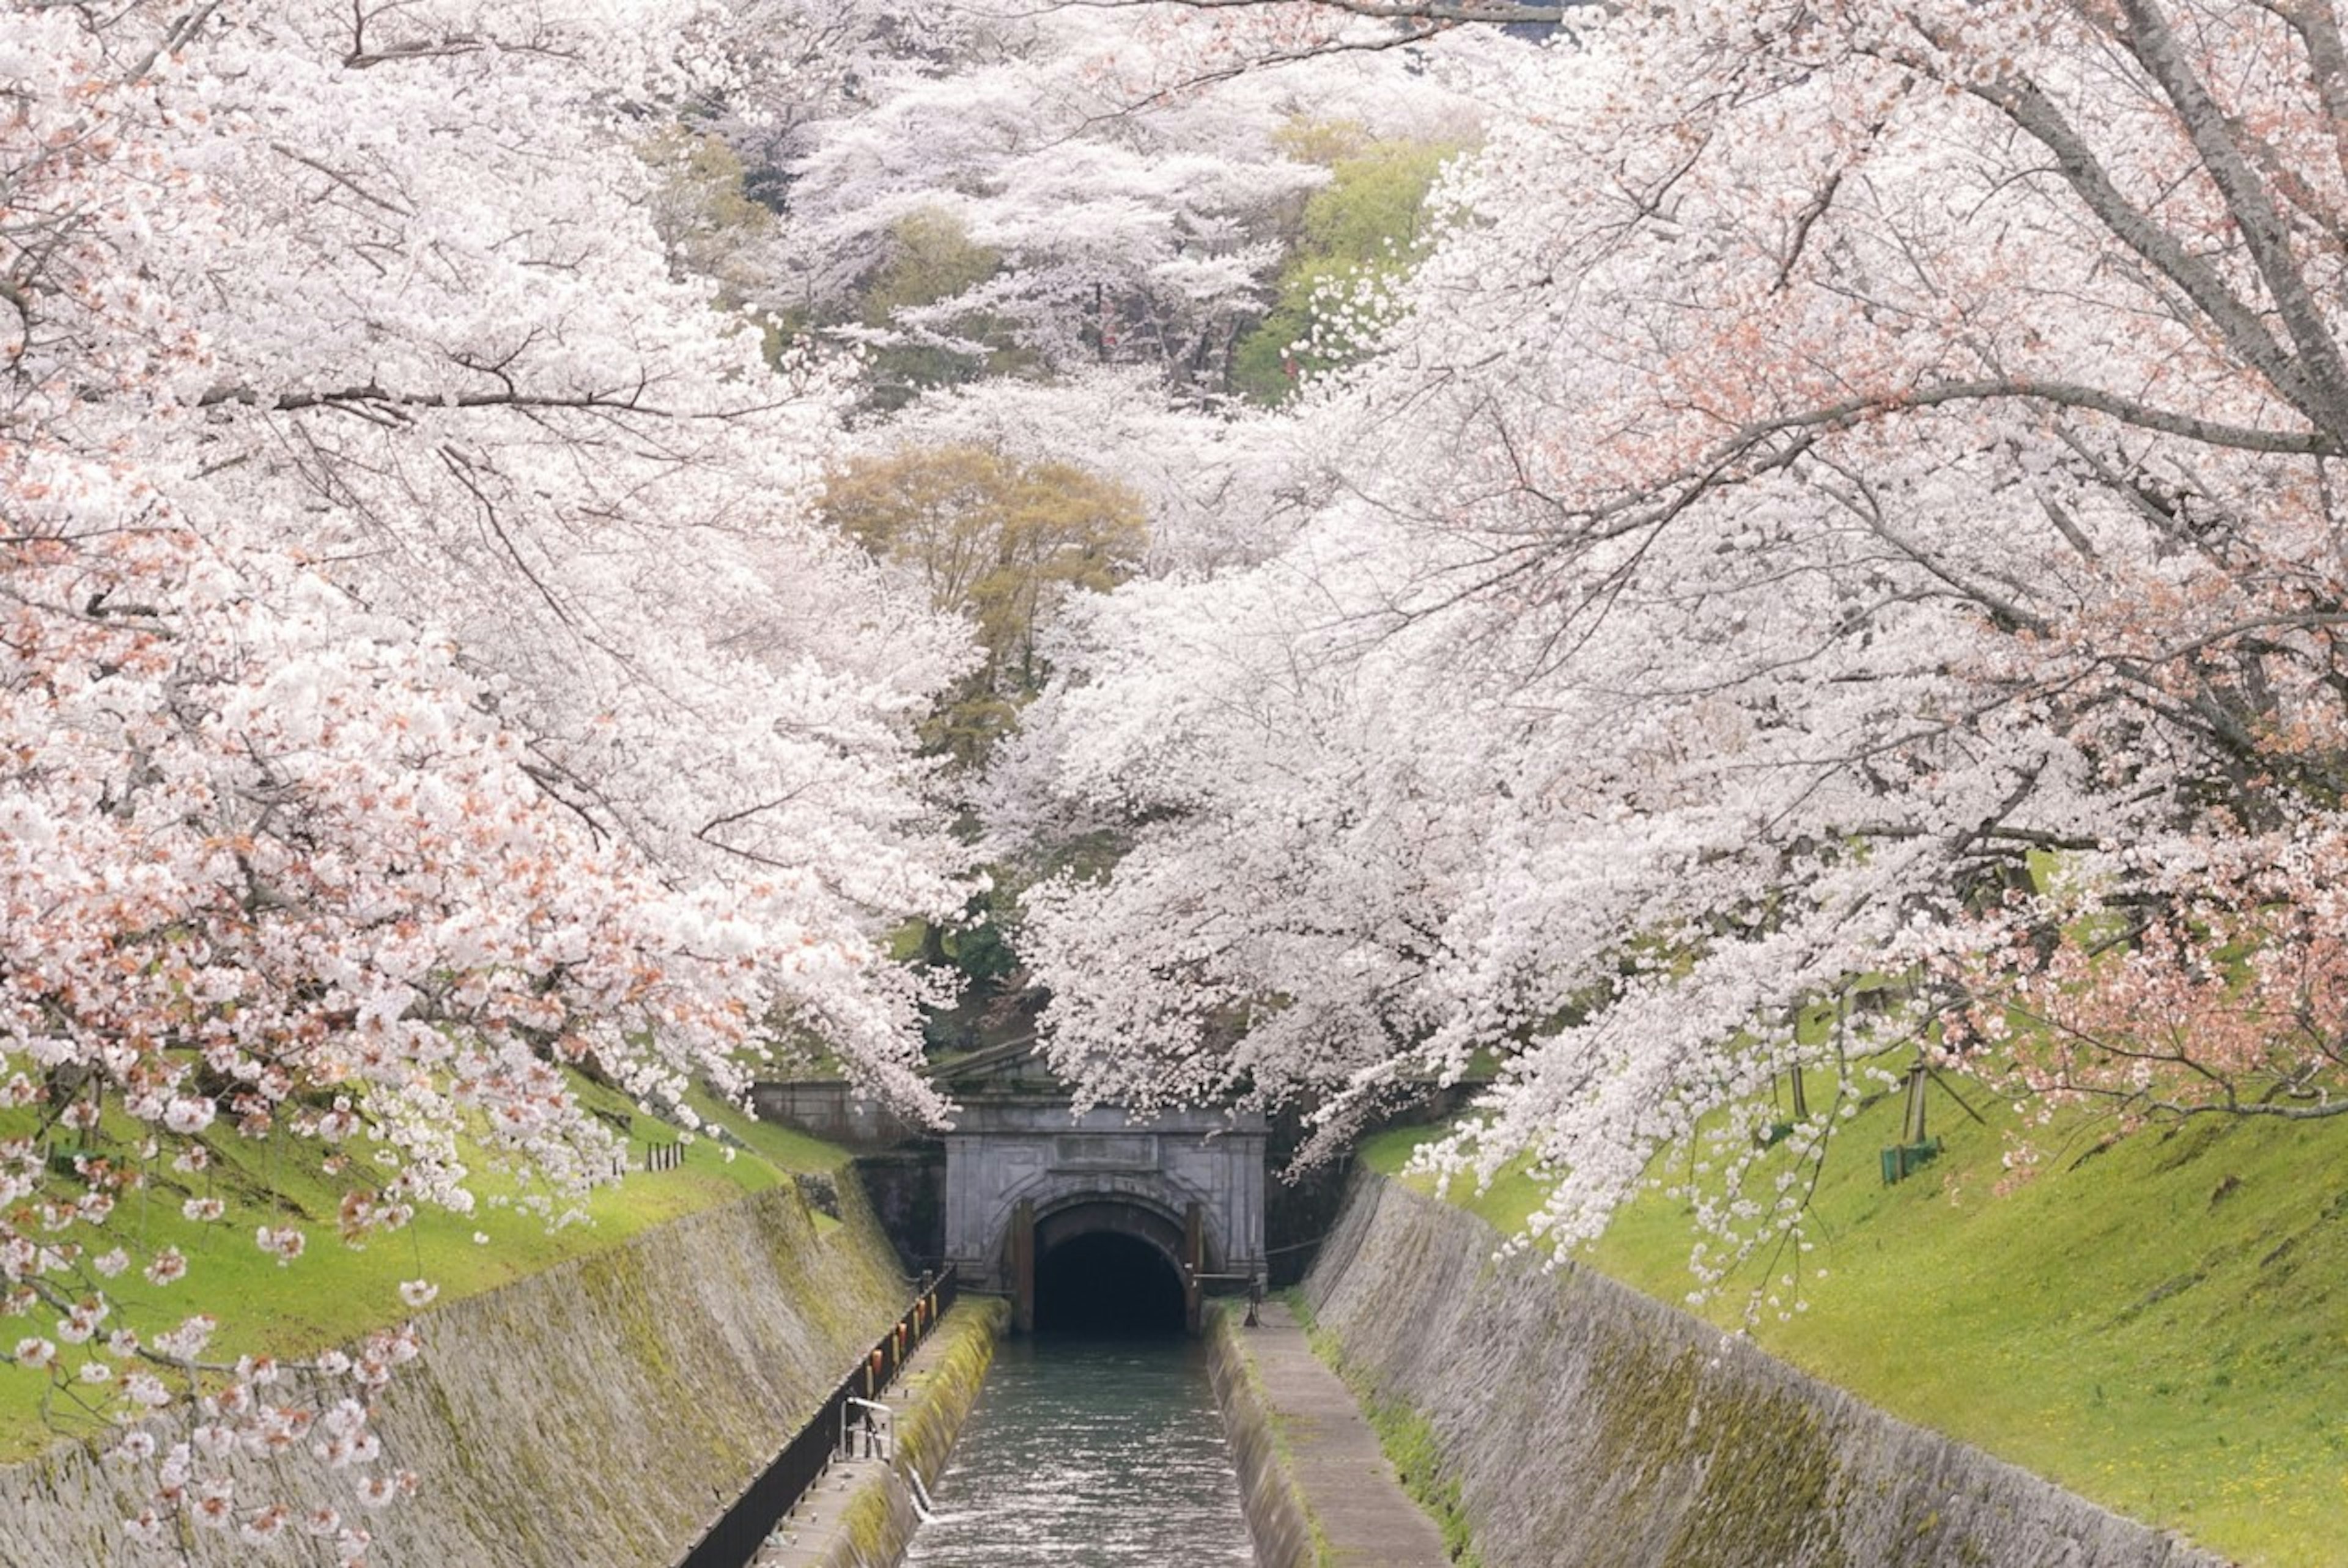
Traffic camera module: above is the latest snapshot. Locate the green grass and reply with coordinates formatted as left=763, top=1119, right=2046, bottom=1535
left=679, top=1079, right=851, bottom=1179
left=0, top=1073, right=851, bottom=1462
left=1289, top=1290, right=1483, bottom=1567
left=1364, top=1092, right=2348, bottom=1567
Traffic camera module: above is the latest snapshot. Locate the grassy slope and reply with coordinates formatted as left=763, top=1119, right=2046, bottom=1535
left=1362, top=1088, right=2348, bottom=1568
left=0, top=1076, right=852, bottom=1463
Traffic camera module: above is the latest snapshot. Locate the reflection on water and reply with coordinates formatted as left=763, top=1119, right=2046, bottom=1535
left=904, top=1334, right=1256, bottom=1567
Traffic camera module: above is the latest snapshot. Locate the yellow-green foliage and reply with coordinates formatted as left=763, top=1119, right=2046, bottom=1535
left=1365, top=1092, right=2348, bottom=1567
left=638, top=126, right=777, bottom=308
left=862, top=212, right=999, bottom=328
left=854, top=209, right=1032, bottom=405
left=822, top=443, right=1148, bottom=765
left=1233, top=131, right=1469, bottom=404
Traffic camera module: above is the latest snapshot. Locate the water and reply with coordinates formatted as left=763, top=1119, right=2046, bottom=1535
left=903, top=1334, right=1257, bottom=1567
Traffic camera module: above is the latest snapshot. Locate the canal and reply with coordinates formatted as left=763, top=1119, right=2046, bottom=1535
left=901, top=1332, right=1256, bottom=1568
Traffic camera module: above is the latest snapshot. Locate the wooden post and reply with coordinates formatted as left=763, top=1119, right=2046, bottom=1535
left=1010, top=1199, right=1035, bottom=1335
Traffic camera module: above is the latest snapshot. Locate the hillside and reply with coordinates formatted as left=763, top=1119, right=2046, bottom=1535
left=1363, top=1087, right=2347, bottom=1567
left=0, top=1078, right=848, bottom=1465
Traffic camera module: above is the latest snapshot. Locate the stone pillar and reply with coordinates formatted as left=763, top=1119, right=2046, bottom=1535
left=1010, top=1198, right=1035, bottom=1334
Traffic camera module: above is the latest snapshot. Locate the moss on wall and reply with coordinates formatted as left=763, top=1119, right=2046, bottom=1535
left=1578, top=1334, right=1851, bottom=1568
left=804, top=1297, right=1007, bottom=1568
left=0, top=1183, right=917, bottom=1568
left=1302, top=1172, right=2219, bottom=1568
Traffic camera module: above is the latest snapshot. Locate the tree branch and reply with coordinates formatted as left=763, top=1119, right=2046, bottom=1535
left=1049, top=0, right=1565, bottom=23
left=198, top=381, right=661, bottom=416
left=2113, top=0, right=2348, bottom=436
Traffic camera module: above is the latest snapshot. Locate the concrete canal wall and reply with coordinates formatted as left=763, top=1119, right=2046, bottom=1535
left=1300, top=1170, right=2224, bottom=1568
left=0, top=1181, right=912, bottom=1568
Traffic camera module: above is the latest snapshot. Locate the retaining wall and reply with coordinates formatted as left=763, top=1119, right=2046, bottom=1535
left=751, top=1083, right=926, bottom=1152
left=1304, top=1171, right=2226, bottom=1568
left=0, top=1181, right=910, bottom=1567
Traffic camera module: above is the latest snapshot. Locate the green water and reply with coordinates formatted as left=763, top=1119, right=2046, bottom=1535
left=904, top=1334, right=1256, bottom=1567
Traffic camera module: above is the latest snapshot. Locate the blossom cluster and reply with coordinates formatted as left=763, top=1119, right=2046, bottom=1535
left=4, top=0, right=969, bottom=1550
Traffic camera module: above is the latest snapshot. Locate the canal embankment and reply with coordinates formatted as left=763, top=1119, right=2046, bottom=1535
left=1298, top=1168, right=2224, bottom=1568
left=755, top=1296, right=1006, bottom=1568
left=0, top=1180, right=915, bottom=1567
left=1207, top=1299, right=1451, bottom=1568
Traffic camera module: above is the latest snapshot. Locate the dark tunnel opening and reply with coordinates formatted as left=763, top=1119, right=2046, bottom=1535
left=1033, top=1231, right=1188, bottom=1335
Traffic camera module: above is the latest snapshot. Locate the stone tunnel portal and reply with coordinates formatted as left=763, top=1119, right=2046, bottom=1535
left=942, top=1100, right=1268, bottom=1336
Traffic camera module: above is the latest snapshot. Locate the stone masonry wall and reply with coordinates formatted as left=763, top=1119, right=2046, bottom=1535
left=0, top=1181, right=910, bottom=1568
left=1305, top=1171, right=2226, bottom=1568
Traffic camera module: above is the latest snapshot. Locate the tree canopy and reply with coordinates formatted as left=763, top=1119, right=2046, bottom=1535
left=15, top=0, right=2348, bottom=1550
left=822, top=444, right=1148, bottom=766
left=1002, top=0, right=2348, bottom=1266
left=5, top=0, right=969, bottom=1547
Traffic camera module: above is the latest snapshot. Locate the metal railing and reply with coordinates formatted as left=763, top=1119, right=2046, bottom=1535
left=674, top=1267, right=959, bottom=1568
left=841, top=1397, right=894, bottom=1462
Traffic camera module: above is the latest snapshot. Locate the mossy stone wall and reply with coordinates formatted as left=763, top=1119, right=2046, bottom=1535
left=1305, top=1171, right=2222, bottom=1568
left=0, top=1181, right=910, bottom=1567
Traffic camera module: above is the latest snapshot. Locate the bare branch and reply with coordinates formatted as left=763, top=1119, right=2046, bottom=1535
left=1046, top=0, right=1565, bottom=24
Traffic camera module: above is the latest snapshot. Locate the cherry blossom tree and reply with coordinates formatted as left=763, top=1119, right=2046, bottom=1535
left=5, top=0, right=968, bottom=1550
left=772, top=2, right=1493, bottom=395
left=1007, top=0, right=2348, bottom=1275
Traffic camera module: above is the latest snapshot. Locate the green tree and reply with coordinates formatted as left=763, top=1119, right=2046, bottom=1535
left=639, top=127, right=777, bottom=309
left=1232, top=134, right=1468, bottom=404
left=857, top=210, right=1033, bottom=407
left=821, top=444, right=1147, bottom=766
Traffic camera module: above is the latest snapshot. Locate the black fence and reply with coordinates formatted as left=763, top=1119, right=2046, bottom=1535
left=675, top=1267, right=961, bottom=1568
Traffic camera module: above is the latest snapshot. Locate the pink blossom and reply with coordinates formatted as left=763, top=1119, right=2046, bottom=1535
left=256, top=1226, right=306, bottom=1264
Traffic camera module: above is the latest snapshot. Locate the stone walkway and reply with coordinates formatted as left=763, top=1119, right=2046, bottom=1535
left=752, top=1312, right=974, bottom=1568
left=753, top=1446, right=887, bottom=1568
left=1240, top=1300, right=1455, bottom=1567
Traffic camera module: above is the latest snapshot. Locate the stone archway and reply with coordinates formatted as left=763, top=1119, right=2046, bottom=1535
left=942, top=1101, right=1267, bottom=1334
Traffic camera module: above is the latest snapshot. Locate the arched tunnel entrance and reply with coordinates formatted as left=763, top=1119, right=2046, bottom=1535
left=1027, top=1199, right=1194, bottom=1335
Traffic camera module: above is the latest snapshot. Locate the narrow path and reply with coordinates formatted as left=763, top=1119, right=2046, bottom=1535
left=754, top=1303, right=994, bottom=1568
left=1239, top=1301, right=1455, bottom=1567
left=755, top=1446, right=891, bottom=1568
